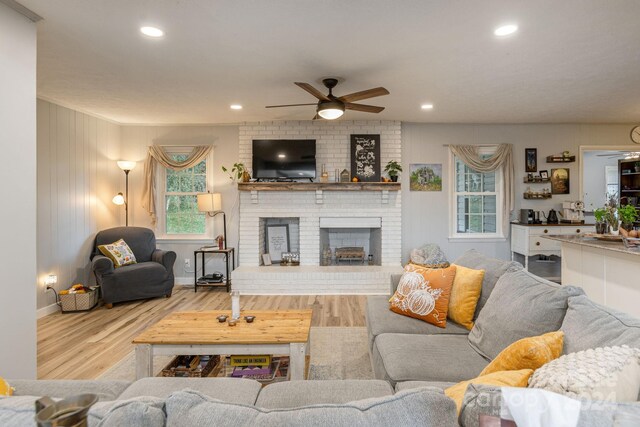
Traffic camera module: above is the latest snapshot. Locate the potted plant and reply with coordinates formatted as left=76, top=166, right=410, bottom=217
left=384, top=160, right=403, bottom=182
left=222, top=163, right=250, bottom=182
left=618, top=204, right=638, bottom=232
left=604, top=195, right=619, bottom=235
left=593, top=207, right=607, bottom=234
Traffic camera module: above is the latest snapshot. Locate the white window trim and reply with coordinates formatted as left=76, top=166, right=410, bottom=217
left=155, top=147, right=214, bottom=240
left=448, top=147, right=506, bottom=241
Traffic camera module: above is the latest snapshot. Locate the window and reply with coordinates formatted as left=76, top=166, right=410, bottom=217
left=450, top=148, right=504, bottom=240
left=157, top=149, right=213, bottom=238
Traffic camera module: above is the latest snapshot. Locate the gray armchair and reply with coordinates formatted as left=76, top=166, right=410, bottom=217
left=91, top=227, right=176, bottom=308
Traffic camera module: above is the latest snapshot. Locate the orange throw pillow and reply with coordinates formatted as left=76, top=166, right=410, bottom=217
left=390, top=264, right=457, bottom=328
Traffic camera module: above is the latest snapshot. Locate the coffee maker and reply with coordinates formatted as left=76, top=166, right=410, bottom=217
left=520, top=209, right=535, bottom=224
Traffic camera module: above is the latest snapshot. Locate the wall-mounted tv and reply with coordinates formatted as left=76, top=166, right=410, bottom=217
left=252, top=139, right=316, bottom=180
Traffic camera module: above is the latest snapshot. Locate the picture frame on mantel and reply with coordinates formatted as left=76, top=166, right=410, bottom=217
left=350, top=134, right=381, bottom=182
left=266, top=224, right=290, bottom=263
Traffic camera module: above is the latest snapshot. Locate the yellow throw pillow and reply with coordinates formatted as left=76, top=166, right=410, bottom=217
left=479, top=331, right=564, bottom=376
left=0, top=377, right=13, bottom=396
left=389, top=264, right=456, bottom=328
left=98, top=238, right=137, bottom=268
left=445, top=369, right=533, bottom=414
left=447, top=264, right=484, bottom=330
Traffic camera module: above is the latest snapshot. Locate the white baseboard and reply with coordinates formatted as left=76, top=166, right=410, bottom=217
left=37, top=303, right=60, bottom=319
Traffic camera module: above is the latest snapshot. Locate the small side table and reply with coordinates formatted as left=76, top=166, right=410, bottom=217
left=194, top=247, right=235, bottom=293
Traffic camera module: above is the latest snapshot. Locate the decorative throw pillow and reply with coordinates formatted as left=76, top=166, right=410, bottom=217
left=98, top=239, right=137, bottom=268
left=528, top=346, right=640, bottom=402
left=445, top=369, right=533, bottom=414
left=389, top=264, right=456, bottom=328
left=447, top=264, right=484, bottom=330
left=409, top=243, right=449, bottom=268
left=480, top=331, right=564, bottom=376
left=0, top=377, right=13, bottom=396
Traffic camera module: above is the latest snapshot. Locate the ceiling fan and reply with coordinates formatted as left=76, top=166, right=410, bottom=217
left=266, top=78, right=389, bottom=120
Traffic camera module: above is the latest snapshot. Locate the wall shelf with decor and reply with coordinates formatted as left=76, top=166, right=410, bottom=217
left=546, top=155, right=575, bottom=163
left=237, top=182, right=400, bottom=192
left=523, top=193, right=552, bottom=200
left=523, top=177, right=551, bottom=184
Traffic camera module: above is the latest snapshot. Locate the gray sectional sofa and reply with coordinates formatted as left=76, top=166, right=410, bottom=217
left=4, top=249, right=640, bottom=426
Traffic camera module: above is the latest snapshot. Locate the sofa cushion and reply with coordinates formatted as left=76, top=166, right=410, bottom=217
left=255, top=380, right=393, bottom=409
left=165, top=388, right=458, bottom=427
left=8, top=379, right=131, bottom=401
left=372, top=334, right=488, bottom=385
left=561, top=294, right=640, bottom=354
left=366, top=296, right=468, bottom=350
left=468, top=269, right=583, bottom=360
left=98, top=238, right=137, bottom=268
left=390, top=264, right=457, bottom=328
left=118, top=377, right=261, bottom=405
left=452, top=249, right=522, bottom=318
left=395, top=381, right=456, bottom=392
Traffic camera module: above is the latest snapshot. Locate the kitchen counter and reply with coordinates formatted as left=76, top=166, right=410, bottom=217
left=544, top=234, right=640, bottom=256
left=543, top=234, right=640, bottom=317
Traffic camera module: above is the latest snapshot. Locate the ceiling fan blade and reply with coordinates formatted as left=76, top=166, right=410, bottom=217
left=295, top=82, right=330, bottom=101
left=338, top=87, right=389, bottom=103
left=344, top=103, right=385, bottom=113
left=265, top=103, right=318, bottom=109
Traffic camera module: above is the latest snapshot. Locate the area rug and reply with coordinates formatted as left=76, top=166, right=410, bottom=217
left=98, top=327, right=372, bottom=381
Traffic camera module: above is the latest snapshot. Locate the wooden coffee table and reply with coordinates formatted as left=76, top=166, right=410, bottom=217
left=132, top=309, right=312, bottom=380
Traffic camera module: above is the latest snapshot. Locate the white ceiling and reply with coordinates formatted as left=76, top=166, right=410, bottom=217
left=20, top=0, right=640, bottom=124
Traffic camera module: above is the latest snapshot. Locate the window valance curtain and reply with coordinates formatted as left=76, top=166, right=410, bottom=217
left=448, top=144, right=514, bottom=237
left=141, top=145, right=213, bottom=225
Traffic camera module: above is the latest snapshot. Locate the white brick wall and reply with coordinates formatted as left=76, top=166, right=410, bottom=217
left=233, top=120, right=402, bottom=294
left=239, top=120, right=402, bottom=181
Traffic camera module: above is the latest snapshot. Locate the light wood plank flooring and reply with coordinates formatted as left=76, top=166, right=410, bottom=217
left=37, top=287, right=367, bottom=380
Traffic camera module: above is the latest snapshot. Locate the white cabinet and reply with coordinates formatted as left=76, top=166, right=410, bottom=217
left=510, top=224, right=595, bottom=270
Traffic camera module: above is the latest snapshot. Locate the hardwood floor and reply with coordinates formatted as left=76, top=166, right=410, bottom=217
left=37, top=287, right=367, bottom=380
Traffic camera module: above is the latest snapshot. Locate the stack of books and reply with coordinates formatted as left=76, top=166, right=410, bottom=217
left=227, top=355, right=290, bottom=383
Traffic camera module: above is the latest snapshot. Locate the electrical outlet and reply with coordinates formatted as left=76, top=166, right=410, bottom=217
left=184, top=258, right=191, bottom=268
left=45, top=285, right=54, bottom=293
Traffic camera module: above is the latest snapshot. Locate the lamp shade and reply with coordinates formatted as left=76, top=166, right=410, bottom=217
left=317, top=101, right=345, bottom=120
left=197, top=193, right=222, bottom=212
left=117, top=160, right=137, bottom=171
left=112, top=193, right=125, bottom=205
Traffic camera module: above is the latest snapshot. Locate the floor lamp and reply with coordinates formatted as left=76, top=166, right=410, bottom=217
left=197, top=192, right=226, bottom=249
left=113, top=161, right=136, bottom=226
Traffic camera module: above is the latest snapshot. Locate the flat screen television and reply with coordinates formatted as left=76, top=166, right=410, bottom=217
left=252, top=139, right=316, bottom=180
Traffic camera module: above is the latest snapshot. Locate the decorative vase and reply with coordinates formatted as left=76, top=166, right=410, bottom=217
left=595, top=222, right=608, bottom=234
left=241, top=171, right=251, bottom=182
left=390, top=175, right=398, bottom=182
left=609, top=225, right=620, bottom=236
left=621, top=222, right=634, bottom=232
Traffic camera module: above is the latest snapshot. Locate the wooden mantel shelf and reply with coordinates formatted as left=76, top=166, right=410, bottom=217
left=238, top=182, right=401, bottom=191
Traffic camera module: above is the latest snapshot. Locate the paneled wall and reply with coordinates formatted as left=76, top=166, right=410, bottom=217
left=37, top=100, right=121, bottom=312
left=0, top=3, right=37, bottom=378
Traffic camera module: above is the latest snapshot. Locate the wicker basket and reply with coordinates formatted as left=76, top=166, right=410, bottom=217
left=59, top=288, right=99, bottom=312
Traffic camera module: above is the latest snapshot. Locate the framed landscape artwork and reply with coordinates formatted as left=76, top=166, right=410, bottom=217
left=525, top=148, right=537, bottom=172
left=409, top=163, right=442, bottom=191
left=551, top=168, right=570, bottom=194
left=350, top=134, right=381, bottom=182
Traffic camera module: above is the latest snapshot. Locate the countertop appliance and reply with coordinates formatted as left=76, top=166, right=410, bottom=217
left=520, top=209, right=535, bottom=224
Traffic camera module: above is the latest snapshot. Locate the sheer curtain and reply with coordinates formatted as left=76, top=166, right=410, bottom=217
left=449, top=144, right=514, bottom=237
left=141, top=145, right=212, bottom=225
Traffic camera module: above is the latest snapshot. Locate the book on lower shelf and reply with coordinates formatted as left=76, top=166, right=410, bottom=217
left=216, top=356, right=290, bottom=384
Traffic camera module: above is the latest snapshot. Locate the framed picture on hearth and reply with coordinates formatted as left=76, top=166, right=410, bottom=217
left=266, top=224, right=290, bottom=262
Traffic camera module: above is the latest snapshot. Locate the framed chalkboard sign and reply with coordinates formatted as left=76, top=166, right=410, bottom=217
left=350, top=134, right=381, bottom=182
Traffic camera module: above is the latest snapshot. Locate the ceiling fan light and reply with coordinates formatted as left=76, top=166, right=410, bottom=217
left=317, top=101, right=345, bottom=120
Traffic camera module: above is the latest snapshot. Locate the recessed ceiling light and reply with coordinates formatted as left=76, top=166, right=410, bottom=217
left=494, top=24, right=518, bottom=37
left=421, top=104, right=434, bottom=110
left=278, top=154, right=286, bottom=158
left=140, top=26, right=164, bottom=38
left=230, top=104, right=243, bottom=110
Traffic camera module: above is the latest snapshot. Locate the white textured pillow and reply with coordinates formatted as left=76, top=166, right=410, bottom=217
left=528, top=346, right=640, bottom=402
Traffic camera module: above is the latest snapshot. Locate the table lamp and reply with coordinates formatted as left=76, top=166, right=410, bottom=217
left=197, top=192, right=226, bottom=249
